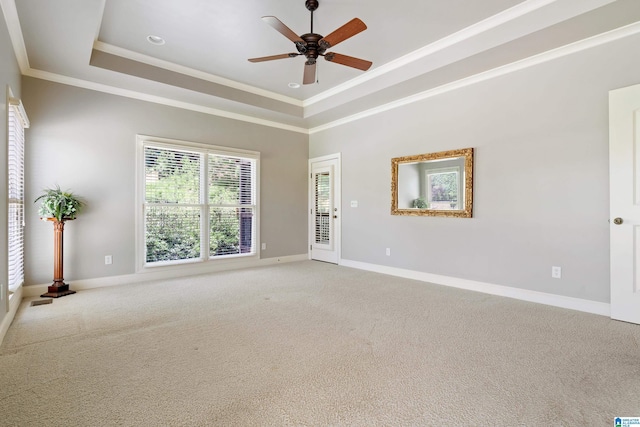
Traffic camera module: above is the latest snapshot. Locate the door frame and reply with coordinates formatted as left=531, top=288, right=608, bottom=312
left=309, top=153, right=341, bottom=264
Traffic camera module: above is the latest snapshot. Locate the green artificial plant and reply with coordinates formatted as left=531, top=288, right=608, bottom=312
left=35, top=186, right=84, bottom=221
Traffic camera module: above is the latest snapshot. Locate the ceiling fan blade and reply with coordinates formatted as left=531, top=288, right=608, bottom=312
left=318, top=18, right=367, bottom=50
left=262, top=16, right=305, bottom=44
left=324, top=52, right=372, bottom=71
left=303, top=61, right=317, bottom=85
left=248, top=53, right=300, bottom=63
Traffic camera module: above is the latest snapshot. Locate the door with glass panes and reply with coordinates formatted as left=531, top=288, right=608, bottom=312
left=309, top=156, right=340, bottom=264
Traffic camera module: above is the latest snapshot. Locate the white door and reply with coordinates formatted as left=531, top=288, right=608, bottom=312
left=610, top=83, right=640, bottom=324
left=309, top=155, right=340, bottom=264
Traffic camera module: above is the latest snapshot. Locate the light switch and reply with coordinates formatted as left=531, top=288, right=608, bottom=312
left=350, top=200, right=358, bottom=208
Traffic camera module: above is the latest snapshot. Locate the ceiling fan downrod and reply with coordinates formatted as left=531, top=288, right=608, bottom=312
left=301, top=0, right=323, bottom=65
left=306, top=0, right=319, bottom=34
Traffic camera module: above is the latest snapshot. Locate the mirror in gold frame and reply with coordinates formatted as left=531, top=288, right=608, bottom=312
left=391, top=148, right=473, bottom=218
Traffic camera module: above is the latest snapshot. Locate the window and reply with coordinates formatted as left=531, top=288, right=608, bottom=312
left=139, top=137, right=258, bottom=268
left=314, top=172, right=330, bottom=244
left=8, top=97, right=29, bottom=292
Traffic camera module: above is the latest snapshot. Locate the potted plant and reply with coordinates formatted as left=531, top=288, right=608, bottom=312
left=35, top=186, right=84, bottom=221
left=35, top=186, right=84, bottom=298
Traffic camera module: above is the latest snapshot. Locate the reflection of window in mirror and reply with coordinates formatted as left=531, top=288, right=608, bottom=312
left=425, top=167, right=460, bottom=210
left=419, top=156, right=464, bottom=211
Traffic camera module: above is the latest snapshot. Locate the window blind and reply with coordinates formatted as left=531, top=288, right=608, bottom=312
left=8, top=98, right=29, bottom=291
left=208, top=156, right=255, bottom=256
left=144, top=146, right=202, bottom=263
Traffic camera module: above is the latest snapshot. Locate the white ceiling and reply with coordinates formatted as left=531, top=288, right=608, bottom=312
left=4, top=0, right=640, bottom=132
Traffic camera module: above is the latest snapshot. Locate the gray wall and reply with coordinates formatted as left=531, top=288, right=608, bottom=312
left=12, top=21, right=640, bottom=305
left=311, top=33, right=640, bottom=304
left=0, top=12, right=22, bottom=318
left=22, top=78, right=308, bottom=286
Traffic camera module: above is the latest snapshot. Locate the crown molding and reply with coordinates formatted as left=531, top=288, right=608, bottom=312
left=20, top=17, right=640, bottom=137
left=0, top=0, right=29, bottom=72
left=4, top=0, right=637, bottom=136
left=23, top=68, right=309, bottom=134
left=302, top=0, right=559, bottom=108
left=309, top=20, right=640, bottom=134
left=95, top=0, right=560, bottom=111
left=93, top=41, right=304, bottom=108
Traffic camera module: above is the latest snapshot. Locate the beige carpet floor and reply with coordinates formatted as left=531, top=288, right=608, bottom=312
left=0, top=261, right=639, bottom=426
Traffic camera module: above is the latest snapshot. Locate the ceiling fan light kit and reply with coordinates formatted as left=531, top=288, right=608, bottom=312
left=248, top=0, right=372, bottom=85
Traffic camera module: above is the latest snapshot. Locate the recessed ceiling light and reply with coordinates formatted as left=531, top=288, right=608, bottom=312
left=288, top=82, right=300, bottom=89
left=146, top=35, right=165, bottom=46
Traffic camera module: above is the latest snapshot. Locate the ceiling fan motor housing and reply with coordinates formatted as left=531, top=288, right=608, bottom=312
left=298, top=33, right=325, bottom=63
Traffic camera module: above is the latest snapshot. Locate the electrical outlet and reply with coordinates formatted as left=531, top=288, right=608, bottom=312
left=386, top=248, right=391, bottom=256
left=261, top=243, right=266, bottom=250
left=351, top=200, right=358, bottom=208
left=551, top=266, right=561, bottom=279
left=105, top=255, right=113, bottom=265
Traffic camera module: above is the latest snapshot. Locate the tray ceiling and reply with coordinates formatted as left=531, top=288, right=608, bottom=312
left=3, top=0, right=640, bottom=132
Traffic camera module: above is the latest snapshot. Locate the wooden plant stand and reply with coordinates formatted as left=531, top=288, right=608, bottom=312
left=41, top=218, right=76, bottom=298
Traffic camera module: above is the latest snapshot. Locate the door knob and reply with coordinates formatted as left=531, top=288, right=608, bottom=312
left=613, top=217, right=623, bottom=225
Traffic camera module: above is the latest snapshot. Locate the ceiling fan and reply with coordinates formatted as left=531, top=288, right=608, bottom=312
left=248, top=0, right=372, bottom=85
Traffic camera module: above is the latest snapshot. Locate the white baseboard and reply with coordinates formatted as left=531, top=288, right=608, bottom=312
left=339, top=259, right=611, bottom=317
left=0, top=285, right=24, bottom=346
left=22, top=254, right=308, bottom=298
left=19, top=255, right=610, bottom=317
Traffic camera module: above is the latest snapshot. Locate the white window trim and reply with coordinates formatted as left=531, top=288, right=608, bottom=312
left=135, top=135, right=260, bottom=274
